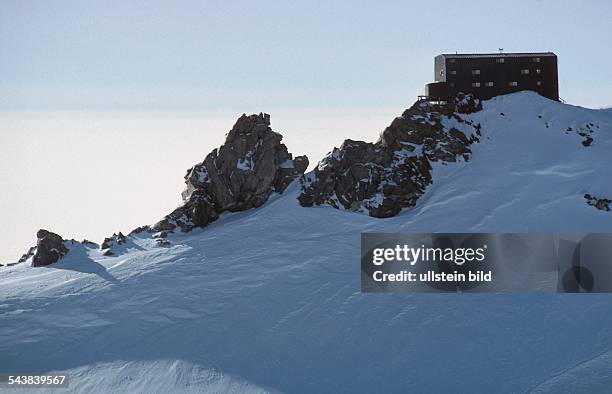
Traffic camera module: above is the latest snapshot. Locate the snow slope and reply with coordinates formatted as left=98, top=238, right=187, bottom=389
left=2, top=92, right=612, bottom=393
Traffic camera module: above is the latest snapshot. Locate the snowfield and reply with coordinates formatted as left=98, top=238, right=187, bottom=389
left=2, top=92, right=612, bottom=393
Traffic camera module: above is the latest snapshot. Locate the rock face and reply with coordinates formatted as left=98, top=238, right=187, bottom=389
left=298, top=94, right=482, bottom=217
left=18, top=229, right=70, bottom=267
left=155, top=113, right=308, bottom=232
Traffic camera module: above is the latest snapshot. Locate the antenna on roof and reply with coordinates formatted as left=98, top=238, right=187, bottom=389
left=498, top=48, right=504, bottom=53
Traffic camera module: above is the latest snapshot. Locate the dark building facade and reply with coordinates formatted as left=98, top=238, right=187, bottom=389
left=425, top=52, right=559, bottom=101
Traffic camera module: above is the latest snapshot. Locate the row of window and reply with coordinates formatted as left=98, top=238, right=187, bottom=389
left=519, top=68, right=542, bottom=74
left=467, top=81, right=543, bottom=87
left=447, top=68, right=542, bottom=76
left=449, top=57, right=542, bottom=64
left=457, top=68, right=542, bottom=75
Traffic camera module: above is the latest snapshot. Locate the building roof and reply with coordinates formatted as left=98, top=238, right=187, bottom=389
left=439, top=52, right=556, bottom=59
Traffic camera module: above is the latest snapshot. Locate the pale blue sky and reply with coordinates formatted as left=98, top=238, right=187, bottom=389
left=1, top=0, right=611, bottom=110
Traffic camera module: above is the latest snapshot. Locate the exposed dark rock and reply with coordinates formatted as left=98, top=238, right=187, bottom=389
left=153, top=220, right=177, bottom=232
left=149, top=230, right=171, bottom=247
left=19, top=229, right=71, bottom=267
left=154, top=231, right=168, bottom=239
left=99, top=232, right=132, bottom=256
left=573, top=122, right=596, bottom=147
left=17, top=246, right=36, bottom=264
left=154, top=113, right=308, bottom=232
left=129, top=225, right=151, bottom=235
left=101, top=232, right=126, bottom=250
left=584, top=194, right=611, bottom=212
left=298, top=94, right=482, bottom=217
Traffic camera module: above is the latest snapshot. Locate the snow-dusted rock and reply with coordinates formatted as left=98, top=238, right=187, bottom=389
left=585, top=194, right=611, bottom=212
left=19, top=229, right=70, bottom=267
left=299, top=93, right=482, bottom=217
left=99, top=232, right=127, bottom=256
left=155, top=113, right=308, bottom=232
left=101, top=232, right=126, bottom=250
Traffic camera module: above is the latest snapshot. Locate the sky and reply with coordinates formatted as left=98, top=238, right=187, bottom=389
left=1, top=0, right=612, bottom=263
left=1, top=0, right=612, bottom=111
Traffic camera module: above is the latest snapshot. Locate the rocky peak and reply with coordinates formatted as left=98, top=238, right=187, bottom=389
left=155, top=113, right=308, bottom=232
left=7, top=113, right=308, bottom=267
left=18, top=229, right=70, bottom=267
left=299, top=94, right=482, bottom=218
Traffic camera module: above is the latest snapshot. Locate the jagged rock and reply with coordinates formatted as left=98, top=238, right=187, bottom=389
left=99, top=232, right=131, bottom=256
left=154, top=113, right=308, bottom=232
left=17, top=246, right=36, bottom=264
left=19, top=229, right=71, bottom=267
left=454, top=93, right=483, bottom=114
left=152, top=220, right=177, bottom=232
left=101, top=232, right=126, bottom=250
left=584, top=194, right=611, bottom=212
left=129, top=225, right=151, bottom=235
left=299, top=94, right=482, bottom=218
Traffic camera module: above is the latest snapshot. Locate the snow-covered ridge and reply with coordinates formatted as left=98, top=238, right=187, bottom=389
left=5, top=92, right=612, bottom=268
left=2, top=91, right=612, bottom=392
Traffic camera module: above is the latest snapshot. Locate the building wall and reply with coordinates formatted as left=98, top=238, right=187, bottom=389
left=432, top=54, right=559, bottom=101
left=434, top=55, right=446, bottom=82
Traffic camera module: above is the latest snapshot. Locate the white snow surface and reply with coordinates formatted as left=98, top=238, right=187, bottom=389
left=2, top=92, right=612, bottom=393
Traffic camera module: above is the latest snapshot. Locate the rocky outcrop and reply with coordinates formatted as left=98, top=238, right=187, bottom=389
left=298, top=94, right=482, bottom=217
left=100, top=232, right=127, bottom=256
left=18, top=229, right=70, bottom=267
left=584, top=194, right=611, bottom=212
left=10, top=114, right=310, bottom=266
left=7, top=98, right=482, bottom=267
left=101, top=232, right=126, bottom=249
left=154, top=113, right=308, bottom=232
